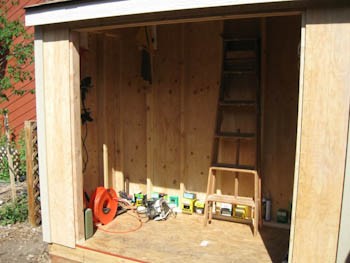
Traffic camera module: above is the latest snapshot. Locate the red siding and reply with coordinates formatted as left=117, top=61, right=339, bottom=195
left=0, top=0, right=42, bottom=139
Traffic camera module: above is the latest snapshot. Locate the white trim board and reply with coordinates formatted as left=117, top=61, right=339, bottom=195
left=34, top=27, right=51, bottom=243
left=25, top=0, right=295, bottom=26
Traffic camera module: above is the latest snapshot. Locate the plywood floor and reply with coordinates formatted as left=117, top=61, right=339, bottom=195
left=81, top=211, right=289, bottom=263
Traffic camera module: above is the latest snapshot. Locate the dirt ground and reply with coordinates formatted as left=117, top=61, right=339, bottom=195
left=0, top=182, right=49, bottom=263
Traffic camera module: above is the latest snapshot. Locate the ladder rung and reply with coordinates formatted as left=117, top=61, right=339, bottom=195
left=211, top=163, right=256, bottom=170
left=215, top=132, right=255, bottom=140
left=223, top=39, right=259, bottom=53
left=207, top=194, right=255, bottom=207
left=225, top=53, right=256, bottom=60
left=222, top=37, right=259, bottom=42
left=219, top=100, right=257, bottom=107
left=223, top=70, right=257, bottom=75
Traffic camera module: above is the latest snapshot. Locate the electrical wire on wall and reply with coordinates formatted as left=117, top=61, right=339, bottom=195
left=80, top=76, right=93, bottom=173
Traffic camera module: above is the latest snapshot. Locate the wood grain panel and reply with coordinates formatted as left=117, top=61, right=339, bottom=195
left=43, top=27, right=76, bottom=248
left=292, top=8, right=350, bottom=262
left=69, top=31, right=84, bottom=243
left=183, top=21, right=221, bottom=199
left=151, top=24, right=182, bottom=195
left=120, top=28, right=147, bottom=194
left=262, top=15, right=300, bottom=220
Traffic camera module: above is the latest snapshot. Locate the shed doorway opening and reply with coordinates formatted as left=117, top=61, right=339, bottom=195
left=77, top=14, right=301, bottom=263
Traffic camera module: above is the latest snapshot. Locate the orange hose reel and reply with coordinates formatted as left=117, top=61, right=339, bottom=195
left=89, top=187, right=118, bottom=225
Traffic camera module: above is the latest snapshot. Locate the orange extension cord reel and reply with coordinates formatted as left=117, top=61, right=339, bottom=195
left=89, top=187, right=118, bottom=225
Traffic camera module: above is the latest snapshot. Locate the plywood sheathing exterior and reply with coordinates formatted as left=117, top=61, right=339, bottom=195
left=41, top=27, right=83, bottom=247
left=291, top=7, right=350, bottom=262
left=262, top=16, right=300, bottom=219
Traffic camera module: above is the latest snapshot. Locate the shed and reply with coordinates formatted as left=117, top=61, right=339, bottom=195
left=25, top=0, right=350, bottom=262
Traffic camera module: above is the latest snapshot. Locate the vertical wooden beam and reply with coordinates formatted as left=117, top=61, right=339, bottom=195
left=114, top=38, right=124, bottom=192
left=34, top=26, right=51, bottom=243
left=146, top=85, right=154, bottom=197
left=259, top=17, right=267, bottom=228
left=179, top=23, right=186, bottom=205
left=43, top=27, right=76, bottom=248
left=69, top=31, right=84, bottom=243
left=291, top=8, right=350, bottom=262
left=103, top=144, right=109, bottom=188
left=96, top=35, right=105, bottom=187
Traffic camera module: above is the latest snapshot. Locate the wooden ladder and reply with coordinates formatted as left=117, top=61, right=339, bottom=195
left=204, top=38, right=261, bottom=236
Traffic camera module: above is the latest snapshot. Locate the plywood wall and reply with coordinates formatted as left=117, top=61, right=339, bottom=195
left=262, top=16, right=300, bottom=220
left=291, top=8, right=350, bottom=262
left=183, top=22, right=222, bottom=197
left=82, top=17, right=300, bottom=207
left=81, top=29, right=148, bottom=195
left=151, top=24, right=183, bottom=195
left=81, top=22, right=222, bottom=199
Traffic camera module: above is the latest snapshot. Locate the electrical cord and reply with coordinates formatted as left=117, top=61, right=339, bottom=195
left=82, top=122, right=88, bottom=173
left=97, top=210, right=144, bottom=234
left=80, top=76, right=93, bottom=173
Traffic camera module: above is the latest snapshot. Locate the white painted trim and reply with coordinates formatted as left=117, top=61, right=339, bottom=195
left=34, top=28, right=51, bottom=243
left=25, top=0, right=295, bottom=26
left=288, top=12, right=306, bottom=262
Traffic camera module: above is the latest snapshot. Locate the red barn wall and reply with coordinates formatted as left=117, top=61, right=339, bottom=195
left=0, top=0, right=42, bottom=140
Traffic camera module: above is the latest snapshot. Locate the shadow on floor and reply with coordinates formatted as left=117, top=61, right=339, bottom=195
left=259, top=226, right=290, bottom=262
